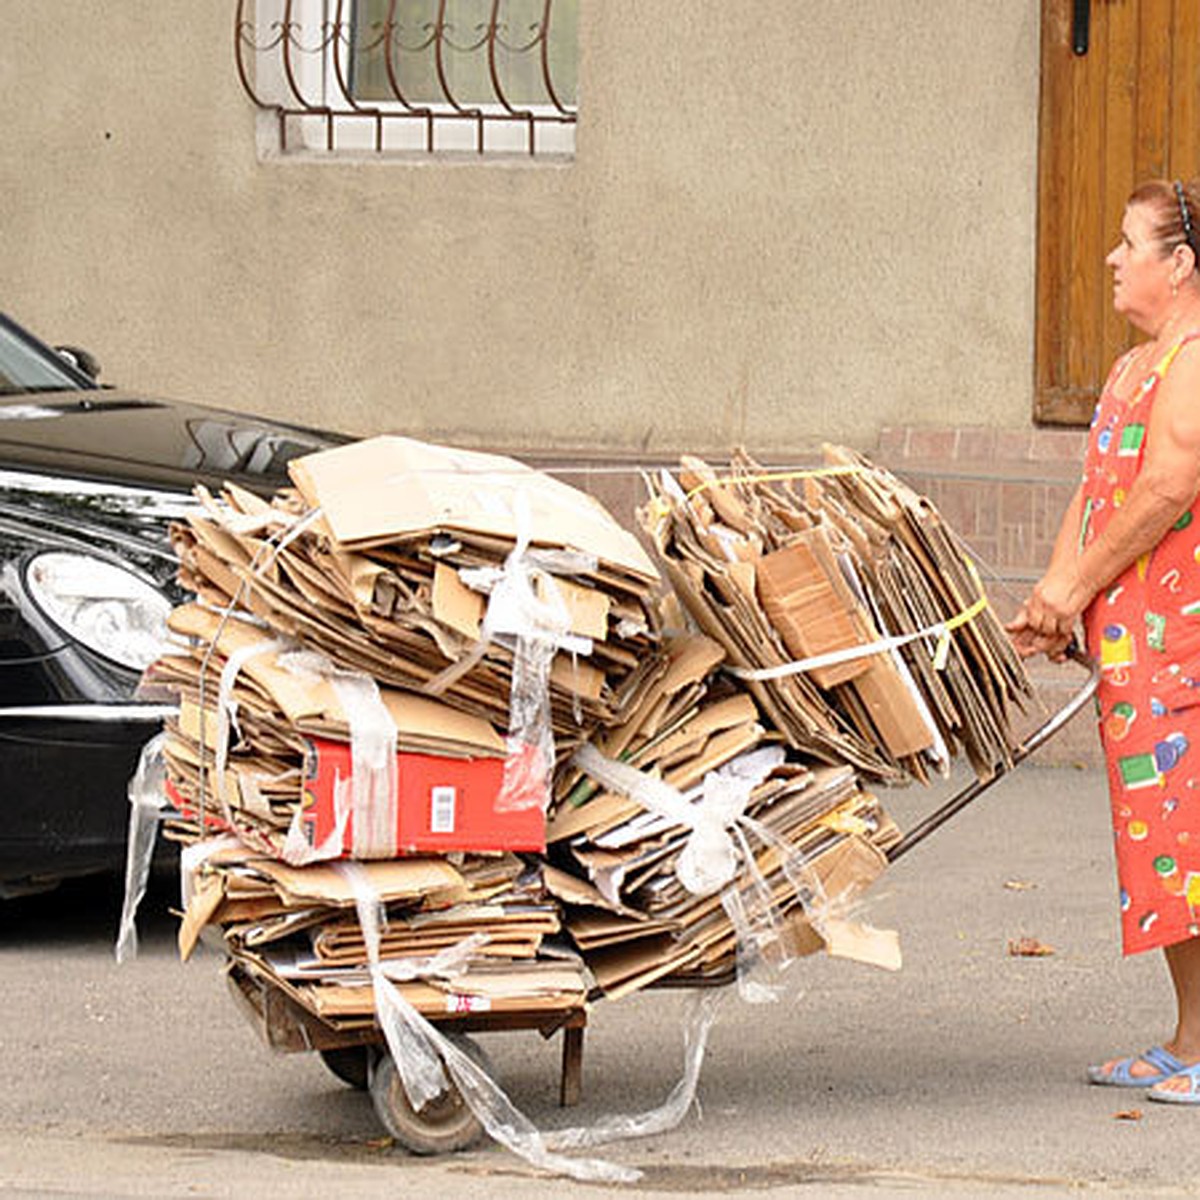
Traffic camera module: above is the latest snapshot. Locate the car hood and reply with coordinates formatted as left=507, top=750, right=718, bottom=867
left=0, top=389, right=348, bottom=493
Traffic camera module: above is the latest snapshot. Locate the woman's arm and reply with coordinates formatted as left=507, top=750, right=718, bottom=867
left=1023, top=346, right=1200, bottom=640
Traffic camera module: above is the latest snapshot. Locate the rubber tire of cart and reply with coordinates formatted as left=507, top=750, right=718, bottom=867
left=318, top=1046, right=375, bottom=1091
left=369, top=1033, right=492, bottom=1155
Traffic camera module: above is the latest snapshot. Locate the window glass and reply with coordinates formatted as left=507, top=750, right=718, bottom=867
left=350, top=0, right=577, bottom=110
left=0, top=319, right=88, bottom=396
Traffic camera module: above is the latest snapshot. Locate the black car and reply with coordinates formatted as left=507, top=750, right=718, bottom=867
left=0, top=312, right=346, bottom=896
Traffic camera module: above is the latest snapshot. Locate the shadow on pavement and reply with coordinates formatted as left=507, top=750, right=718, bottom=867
left=0, top=859, right=180, bottom=947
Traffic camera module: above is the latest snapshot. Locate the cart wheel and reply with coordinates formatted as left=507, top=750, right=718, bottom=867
left=319, top=1046, right=373, bottom=1091
left=369, top=1033, right=491, bottom=1156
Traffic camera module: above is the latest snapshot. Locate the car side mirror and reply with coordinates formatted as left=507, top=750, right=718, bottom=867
left=55, top=345, right=101, bottom=380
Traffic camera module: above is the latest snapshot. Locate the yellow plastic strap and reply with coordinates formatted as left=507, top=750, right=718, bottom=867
left=932, top=558, right=988, bottom=671
left=682, top=463, right=863, bottom=505
left=817, top=801, right=872, bottom=837
left=646, top=463, right=864, bottom=526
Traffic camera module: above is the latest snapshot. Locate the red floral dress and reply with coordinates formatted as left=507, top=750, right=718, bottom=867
left=1083, top=332, right=1200, bottom=955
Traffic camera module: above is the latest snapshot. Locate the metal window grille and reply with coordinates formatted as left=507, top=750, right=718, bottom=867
left=235, top=0, right=577, bottom=156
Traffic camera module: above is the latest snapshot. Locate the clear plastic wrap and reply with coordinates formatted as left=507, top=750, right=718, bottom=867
left=340, top=862, right=645, bottom=1182
left=426, top=491, right=598, bottom=812
left=279, top=650, right=399, bottom=858
left=571, top=742, right=833, bottom=1001
left=114, top=731, right=168, bottom=964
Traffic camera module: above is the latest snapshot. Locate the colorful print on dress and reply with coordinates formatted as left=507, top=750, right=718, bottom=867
left=1096, top=414, right=1117, bottom=454
left=1118, top=423, right=1146, bottom=456
left=1145, top=611, right=1167, bottom=652
left=1154, top=854, right=1185, bottom=896
left=1100, top=623, right=1135, bottom=684
left=1104, top=701, right=1136, bottom=741
left=1116, top=733, right=1188, bottom=791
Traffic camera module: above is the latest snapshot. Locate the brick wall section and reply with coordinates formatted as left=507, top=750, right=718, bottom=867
left=876, top=424, right=1087, bottom=606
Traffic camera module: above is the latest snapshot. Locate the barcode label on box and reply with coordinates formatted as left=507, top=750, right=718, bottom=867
left=445, top=994, right=491, bottom=1014
left=430, top=786, right=457, bottom=833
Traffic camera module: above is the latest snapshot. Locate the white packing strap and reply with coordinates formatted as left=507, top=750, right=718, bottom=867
left=571, top=743, right=829, bottom=1002
left=115, top=731, right=169, bottom=964
left=260, top=504, right=326, bottom=569
left=427, top=489, right=597, bottom=813
left=278, top=650, right=399, bottom=859
left=727, top=621, right=948, bottom=683
left=339, top=862, right=640, bottom=1183
left=192, top=600, right=271, bottom=628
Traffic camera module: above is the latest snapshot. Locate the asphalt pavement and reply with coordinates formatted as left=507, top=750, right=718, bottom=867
left=4, top=735, right=1200, bottom=1198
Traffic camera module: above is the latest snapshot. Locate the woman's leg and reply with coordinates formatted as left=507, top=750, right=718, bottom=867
left=1093, top=937, right=1200, bottom=1081
left=1151, top=935, right=1200, bottom=1094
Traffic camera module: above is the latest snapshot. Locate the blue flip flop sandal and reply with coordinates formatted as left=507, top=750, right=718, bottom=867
left=1087, top=1045, right=1185, bottom=1087
left=1147, top=1059, right=1200, bottom=1104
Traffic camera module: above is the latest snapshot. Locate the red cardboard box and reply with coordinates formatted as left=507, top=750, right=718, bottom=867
left=299, top=738, right=547, bottom=857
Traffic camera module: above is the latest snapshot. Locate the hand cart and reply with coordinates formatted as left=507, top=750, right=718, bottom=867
left=223, top=649, right=1098, bottom=1157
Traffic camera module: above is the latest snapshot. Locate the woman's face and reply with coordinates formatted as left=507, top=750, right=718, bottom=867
left=1106, top=202, right=1173, bottom=327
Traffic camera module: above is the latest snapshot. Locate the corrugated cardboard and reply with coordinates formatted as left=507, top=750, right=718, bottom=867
left=289, top=435, right=659, bottom=584
left=756, top=534, right=870, bottom=688
left=301, top=737, right=547, bottom=856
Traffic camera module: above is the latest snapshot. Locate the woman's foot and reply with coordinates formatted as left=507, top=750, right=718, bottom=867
left=1147, top=1059, right=1200, bottom=1104
left=1087, top=1045, right=1185, bottom=1086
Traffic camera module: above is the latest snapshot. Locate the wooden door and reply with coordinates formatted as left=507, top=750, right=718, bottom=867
left=1035, top=0, right=1200, bottom=425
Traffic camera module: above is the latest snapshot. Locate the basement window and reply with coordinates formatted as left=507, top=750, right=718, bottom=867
left=236, top=0, right=578, bottom=157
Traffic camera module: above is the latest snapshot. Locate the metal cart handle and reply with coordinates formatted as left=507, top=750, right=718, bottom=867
left=886, top=642, right=1099, bottom=863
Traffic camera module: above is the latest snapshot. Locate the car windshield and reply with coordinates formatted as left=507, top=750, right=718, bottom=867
left=0, top=314, right=93, bottom=395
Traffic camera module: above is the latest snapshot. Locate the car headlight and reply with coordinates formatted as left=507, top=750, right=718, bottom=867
left=23, top=551, right=172, bottom=671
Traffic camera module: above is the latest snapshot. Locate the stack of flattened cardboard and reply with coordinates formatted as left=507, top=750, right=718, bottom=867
left=168, top=435, right=663, bottom=759
left=152, top=434, right=675, bottom=857
left=148, top=436, right=675, bottom=1030
left=639, top=445, right=1033, bottom=785
left=538, top=635, right=902, bottom=997
left=150, top=433, right=1036, bottom=1041
left=181, top=845, right=589, bottom=1027
left=150, top=603, right=518, bottom=856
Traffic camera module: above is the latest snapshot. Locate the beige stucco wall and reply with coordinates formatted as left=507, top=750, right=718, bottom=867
left=2, top=1, right=1041, bottom=460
